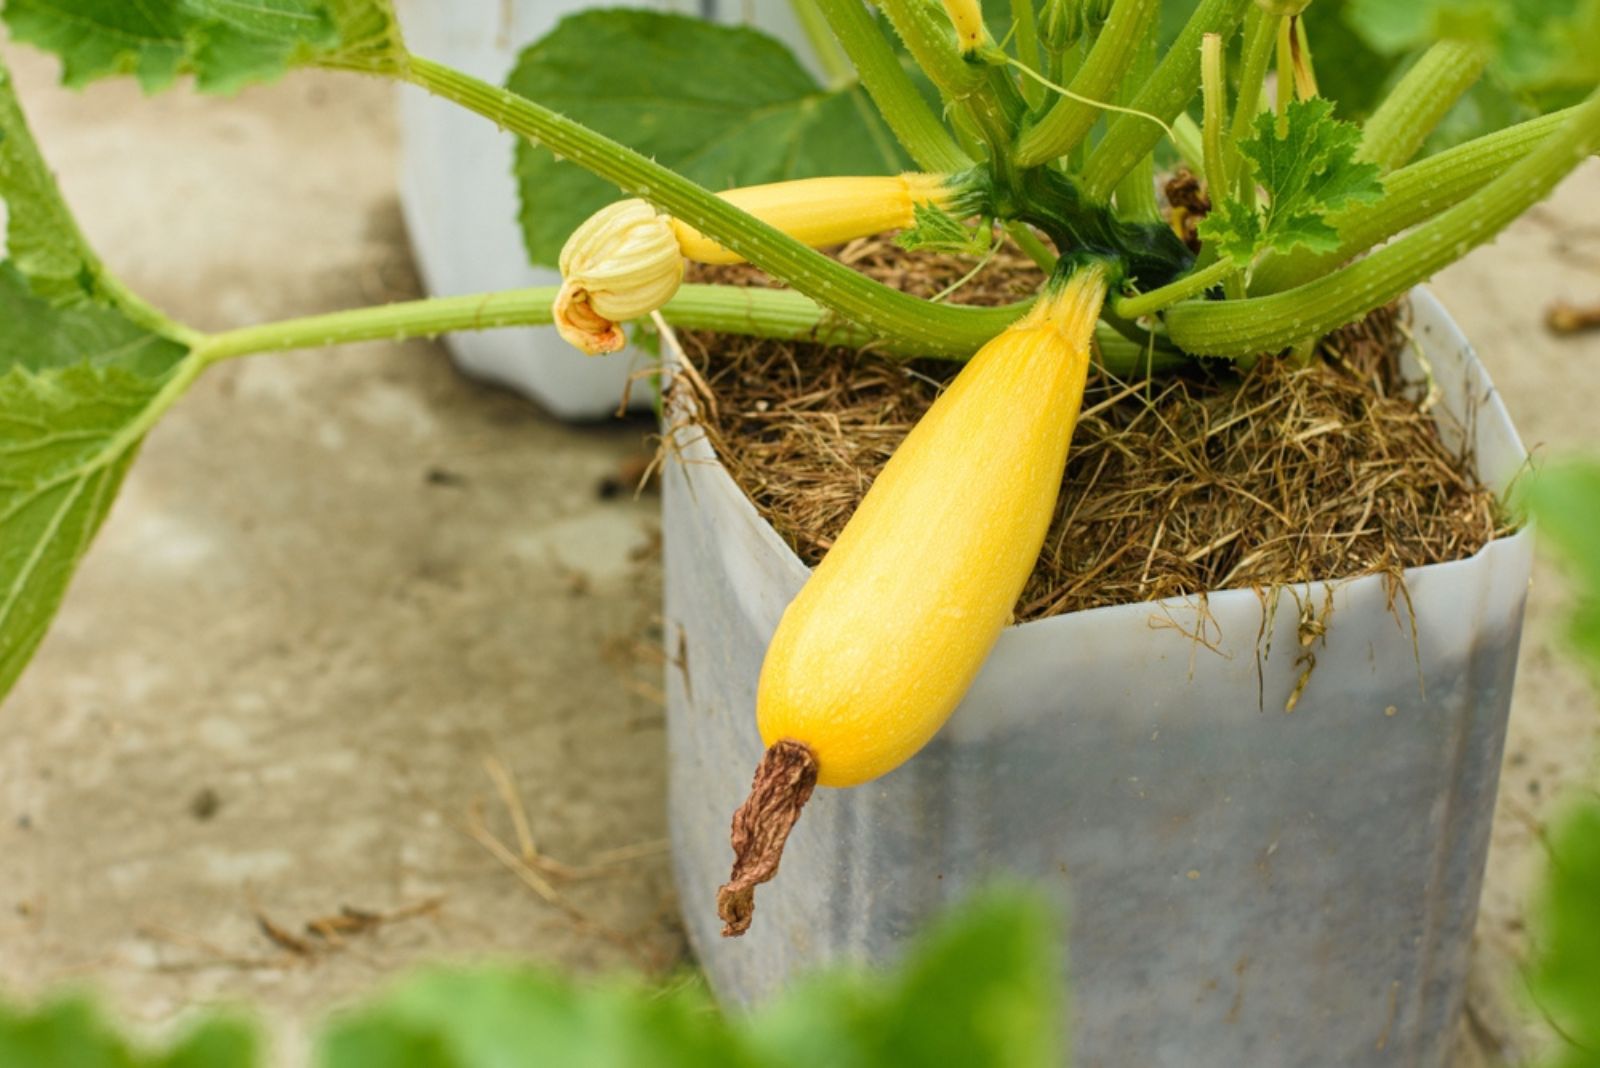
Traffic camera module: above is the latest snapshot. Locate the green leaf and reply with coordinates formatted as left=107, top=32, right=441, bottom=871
left=1530, top=799, right=1600, bottom=1067
left=0, top=998, right=257, bottom=1067
left=0, top=56, right=106, bottom=304
left=896, top=202, right=992, bottom=256
left=0, top=264, right=192, bottom=703
left=1342, top=0, right=1600, bottom=97
left=1199, top=98, right=1384, bottom=266
left=0, top=0, right=404, bottom=93
left=319, top=971, right=752, bottom=1068
left=749, top=889, right=1060, bottom=1068
left=1525, top=460, right=1600, bottom=679
left=509, top=10, right=910, bottom=268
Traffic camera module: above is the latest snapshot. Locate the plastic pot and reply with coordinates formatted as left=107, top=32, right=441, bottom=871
left=394, top=0, right=816, bottom=420
left=660, top=288, right=1530, bottom=1068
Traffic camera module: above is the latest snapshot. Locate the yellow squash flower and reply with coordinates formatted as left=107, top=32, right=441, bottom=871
left=554, top=198, right=684, bottom=355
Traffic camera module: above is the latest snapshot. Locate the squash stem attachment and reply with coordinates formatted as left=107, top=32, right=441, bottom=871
left=717, top=739, right=821, bottom=937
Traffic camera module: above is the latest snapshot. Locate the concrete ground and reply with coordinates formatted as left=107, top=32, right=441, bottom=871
left=0, top=38, right=1596, bottom=1066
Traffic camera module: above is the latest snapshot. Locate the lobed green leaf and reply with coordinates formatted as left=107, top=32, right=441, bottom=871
left=0, top=0, right=405, bottom=93
left=508, top=10, right=910, bottom=268
left=0, top=998, right=257, bottom=1067
left=1199, top=99, right=1384, bottom=266
left=1343, top=0, right=1600, bottom=98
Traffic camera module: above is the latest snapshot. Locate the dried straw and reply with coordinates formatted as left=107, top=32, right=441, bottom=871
left=678, top=237, right=1507, bottom=623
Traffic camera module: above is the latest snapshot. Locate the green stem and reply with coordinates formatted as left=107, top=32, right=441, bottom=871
left=193, top=285, right=870, bottom=362
left=1006, top=221, right=1059, bottom=271
left=1166, top=87, right=1600, bottom=358
left=813, top=0, right=970, bottom=172
left=1200, top=31, right=1229, bottom=204
left=1013, top=0, right=1159, bottom=166
left=189, top=279, right=1164, bottom=373
left=1357, top=39, right=1488, bottom=173
left=401, top=56, right=1024, bottom=358
left=877, top=0, right=1014, bottom=176
left=1114, top=258, right=1233, bottom=318
left=1229, top=6, right=1277, bottom=209
left=1010, top=0, right=1045, bottom=107
left=1113, top=36, right=1160, bottom=222
left=789, top=0, right=857, bottom=90
left=1080, top=0, right=1252, bottom=202
left=1250, top=107, right=1575, bottom=294
left=1274, top=15, right=1293, bottom=125
left=1170, top=112, right=1205, bottom=172
left=876, top=0, right=982, bottom=102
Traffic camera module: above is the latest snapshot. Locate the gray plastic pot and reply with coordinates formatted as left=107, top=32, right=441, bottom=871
left=661, top=288, right=1530, bottom=1068
left=395, top=0, right=816, bottom=420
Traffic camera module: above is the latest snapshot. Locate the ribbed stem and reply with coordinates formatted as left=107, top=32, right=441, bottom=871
left=1166, top=87, right=1600, bottom=357
left=1200, top=32, right=1230, bottom=203
left=814, top=0, right=970, bottom=173
left=878, top=0, right=1013, bottom=178
left=1013, top=0, right=1159, bottom=166
left=194, top=285, right=873, bottom=361
left=789, top=0, right=856, bottom=89
left=1228, top=6, right=1277, bottom=210
left=1114, top=258, right=1233, bottom=318
left=1010, top=0, right=1044, bottom=107
left=1112, top=36, right=1160, bottom=221
left=1080, top=0, right=1252, bottom=202
left=1250, top=107, right=1574, bottom=294
left=1358, top=40, right=1487, bottom=173
left=402, top=56, right=1025, bottom=358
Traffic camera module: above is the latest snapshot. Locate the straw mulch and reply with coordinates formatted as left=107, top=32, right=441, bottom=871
left=675, top=237, right=1509, bottom=623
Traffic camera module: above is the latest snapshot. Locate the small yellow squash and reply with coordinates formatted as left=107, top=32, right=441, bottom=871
left=670, top=173, right=955, bottom=265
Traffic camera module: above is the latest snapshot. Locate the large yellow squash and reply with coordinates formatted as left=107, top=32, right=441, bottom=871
left=755, top=264, right=1108, bottom=787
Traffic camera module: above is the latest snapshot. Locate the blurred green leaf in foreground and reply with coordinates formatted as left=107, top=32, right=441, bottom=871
left=0, top=889, right=1060, bottom=1068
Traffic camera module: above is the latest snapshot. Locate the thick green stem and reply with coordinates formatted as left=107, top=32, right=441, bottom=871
left=877, top=0, right=1014, bottom=180
left=1114, top=258, right=1233, bottom=318
left=1006, top=222, right=1060, bottom=272
left=1229, top=6, right=1277, bottom=210
left=194, top=285, right=890, bottom=362
left=1250, top=107, right=1575, bottom=294
left=1200, top=32, right=1230, bottom=204
left=1009, top=0, right=1045, bottom=107
left=193, top=280, right=1162, bottom=372
left=1358, top=40, right=1487, bottom=173
left=1274, top=15, right=1293, bottom=124
left=401, top=56, right=1023, bottom=358
left=1166, top=88, right=1600, bottom=357
left=1080, top=0, right=1252, bottom=202
left=813, top=0, right=970, bottom=172
left=789, top=0, right=856, bottom=90
left=1113, top=36, right=1160, bottom=222
left=1170, top=112, right=1205, bottom=172
left=1013, top=0, right=1159, bottom=166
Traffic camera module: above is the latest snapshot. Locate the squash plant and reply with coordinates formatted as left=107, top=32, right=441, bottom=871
left=0, top=0, right=1597, bottom=931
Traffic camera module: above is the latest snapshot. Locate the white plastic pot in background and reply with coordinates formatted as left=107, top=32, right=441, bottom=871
left=661, top=289, right=1531, bottom=1068
left=395, top=0, right=817, bottom=421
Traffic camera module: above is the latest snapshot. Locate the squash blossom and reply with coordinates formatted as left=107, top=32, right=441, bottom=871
left=554, top=174, right=965, bottom=352
left=554, top=198, right=684, bottom=355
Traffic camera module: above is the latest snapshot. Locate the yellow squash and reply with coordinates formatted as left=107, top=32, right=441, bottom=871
left=670, top=174, right=954, bottom=265
left=756, top=265, right=1109, bottom=788
left=941, top=0, right=988, bottom=53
